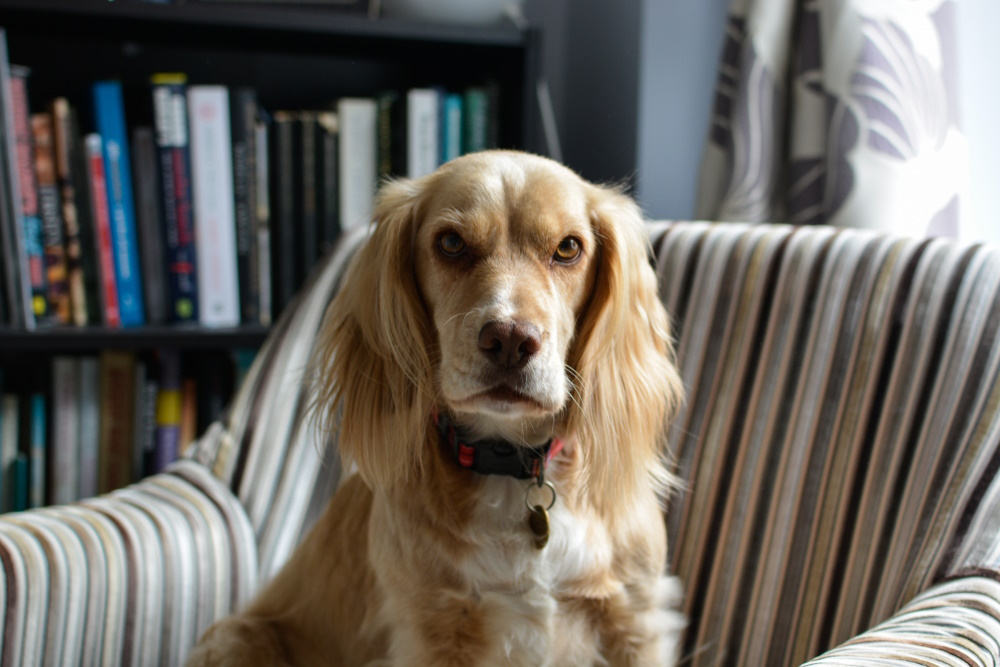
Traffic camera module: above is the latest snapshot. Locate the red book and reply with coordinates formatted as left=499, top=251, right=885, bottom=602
left=83, top=134, right=121, bottom=328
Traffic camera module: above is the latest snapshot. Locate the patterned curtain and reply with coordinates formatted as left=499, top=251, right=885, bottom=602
left=695, top=0, right=966, bottom=237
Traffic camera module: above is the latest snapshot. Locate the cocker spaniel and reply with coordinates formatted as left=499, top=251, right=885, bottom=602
left=187, top=150, right=685, bottom=666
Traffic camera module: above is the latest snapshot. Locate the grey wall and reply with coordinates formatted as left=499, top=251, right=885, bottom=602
left=635, top=0, right=730, bottom=220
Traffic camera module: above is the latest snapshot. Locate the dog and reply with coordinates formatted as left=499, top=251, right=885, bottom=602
left=186, top=150, right=685, bottom=666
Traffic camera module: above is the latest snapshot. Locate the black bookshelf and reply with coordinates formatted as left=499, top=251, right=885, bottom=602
left=0, top=325, right=270, bottom=351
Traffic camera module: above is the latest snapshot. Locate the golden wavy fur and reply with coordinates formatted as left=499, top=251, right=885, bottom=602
left=187, top=151, right=685, bottom=667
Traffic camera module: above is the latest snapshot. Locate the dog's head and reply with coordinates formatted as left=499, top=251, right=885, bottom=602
left=315, top=151, right=682, bottom=511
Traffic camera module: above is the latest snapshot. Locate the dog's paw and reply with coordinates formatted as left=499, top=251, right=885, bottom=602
left=185, top=618, right=292, bottom=667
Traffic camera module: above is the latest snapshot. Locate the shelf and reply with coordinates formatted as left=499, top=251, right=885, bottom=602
left=0, top=325, right=270, bottom=351
left=0, top=0, right=527, bottom=47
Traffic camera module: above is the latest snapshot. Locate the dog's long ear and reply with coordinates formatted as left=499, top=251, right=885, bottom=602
left=313, top=179, right=435, bottom=492
left=566, top=185, right=684, bottom=513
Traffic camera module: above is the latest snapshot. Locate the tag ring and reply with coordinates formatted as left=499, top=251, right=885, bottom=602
left=525, top=480, right=557, bottom=512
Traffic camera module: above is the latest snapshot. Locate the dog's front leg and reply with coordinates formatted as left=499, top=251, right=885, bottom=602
left=185, top=617, right=293, bottom=667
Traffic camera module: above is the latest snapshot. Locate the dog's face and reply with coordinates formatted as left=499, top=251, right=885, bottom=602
left=413, top=153, right=598, bottom=441
left=318, top=150, right=682, bottom=506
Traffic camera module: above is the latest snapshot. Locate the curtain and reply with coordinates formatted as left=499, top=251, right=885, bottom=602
left=695, top=0, right=965, bottom=237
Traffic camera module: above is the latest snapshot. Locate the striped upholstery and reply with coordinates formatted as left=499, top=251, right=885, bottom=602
left=0, top=222, right=998, bottom=666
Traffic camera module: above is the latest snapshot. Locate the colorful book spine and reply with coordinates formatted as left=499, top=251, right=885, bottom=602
left=10, top=66, right=48, bottom=321
left=98, top=351, right=136, bottom=494
left=153, top=349, right=182, bottom=473
left=51, top=98, right=90, bottom=326
left=78, top=357, right=100, bottom=499
left=151, top=74, right=198, bottom=323
left=442, top=93, right=463, bottom=164
left=0, top=30, right=33, bottom=329
left=231, top=87, right=260, bottom=324
left=463, top=87, right=491, bottom=154
left=31, top=112, right=71, bottom=323
left=28, top=394, right=45, bottom=509
left=92, top=80, right=146, bottom=327
left=51, top=357, right=80, bottom=504
left=83, top=135, right=122, bottom=328
left=188, top=85, right=240, bottom=328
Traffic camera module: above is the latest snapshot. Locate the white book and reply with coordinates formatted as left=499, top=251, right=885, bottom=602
left=78, top=357, right=100, bottom=499
left=52, top=357, right=81, bottom=505
left=337, top=98, right=377, bottom=230
left=188, top=85, right=240, bottom=327
left=407, top=89, right=440, bottom=179
left=0, top=395, right=18, bottom=512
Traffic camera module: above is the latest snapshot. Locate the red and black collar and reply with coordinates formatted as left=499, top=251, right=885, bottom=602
left=436, top=411, right=563, bottom=481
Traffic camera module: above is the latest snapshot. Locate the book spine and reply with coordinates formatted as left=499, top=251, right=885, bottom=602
left=153, top=349, right=182, bottom=473
left=463, top=87, right=490, bottom=154
left=78, top=357, right=100, bottom=499
left=131, top=360, right=147, bottom=481
left=92, top=80, right=146, bottom=327
left=151, top=76, right=198, bottom=323
left=132, top=127, right=168, bottom=325
left=270, top=111, right=296, bottom=313
left=442, top=93, right=463, bottom=164
left=231, top=87, right=259, bottom=324
left=188, top=85, right=240, bottom=328
left=13, top=453, right=27, bottom=512
left=31, top=113, right=71, bottom=323
left=0, top=395, right=18, bottom=512
left=51, top=357, right=80, bottom=504
left=337, top=98, right=377, bottom=230
left=298, top=112, right=318, bottom=284
left=0, top=31, right=33, bottom=329
left=51, top=98, right=90, bottom=326
left=254, top=119, right=272, bottom=326
left=317, top=112, right=340, bottom=252
left=10, top=68, right=48, bottom=321
left=98, top=351, right=136, bottom=494
left=407, top=88, right=440, bottom=179
left=28, top=393, right=44, bottom=509
left=84, top=135, right=122, bottom=328
left=69, top=107, right=102, bottom=326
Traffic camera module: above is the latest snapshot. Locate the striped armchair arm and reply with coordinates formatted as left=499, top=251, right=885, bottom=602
left=0, top=460, right=258, bottom=667
left=802, top=574, right=1000, bottom=666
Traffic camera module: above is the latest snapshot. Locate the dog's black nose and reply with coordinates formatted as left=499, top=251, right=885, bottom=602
left=478, top=320, right=542, bottom=370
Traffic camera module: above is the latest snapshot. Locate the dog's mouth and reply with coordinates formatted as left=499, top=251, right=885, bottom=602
left=453, top=383, right=551, bottom=415
left=478, top=385, right=541, bottom=406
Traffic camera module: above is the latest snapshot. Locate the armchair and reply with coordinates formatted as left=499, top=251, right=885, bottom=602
left=0, top=223, right=997, bottom=666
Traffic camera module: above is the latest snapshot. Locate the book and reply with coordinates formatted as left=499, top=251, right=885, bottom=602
left=231, top=87, right=260, bottom=324
left=151, top=74, right=199, bottom=323
left=93, top=80, right=146, bottom=327
left=98, top=351, right=136, bottom=494
left=337, top=98, right=377, bottom=230
left=179, top=377, right=197, bottom=457
left=0, top=30, right=32, bottom=328
left=255, top=118, right=272, bottom=326
left=442, top=92, right=463, bottom=164
left=13, top=453, right=27, bottom=512
left=132, top=127, right=168, bottom=325
left=463, top=86, right=492, bottom=154
left=78, top=357, right=100, bottom=499
left=377, top=90, right=405, bottom=180
left=317, top=111, right=341, bottom=253
left=153, top=349, right=182, bottom=473
left=10, top=66, right=48, bottom=321
left=298, top=112, right=319, bottom=284
left=31, top=112, right=71, bottom=323
left=51, top=98, right=91, bottom=326
left=407, top=88, right=440, bottom=179
left=28, top=394, right=44, bottom=509
left=0, top=395, right=18, bottom=512
left=270, top=111, right=296, bottom=313
left=188, top=85, right=240, bottom=328
left=52, top=357, right=81, bottom=504
left=83, top=135, right=122, bottom=328
left=133, top=360, right=158, bottom=481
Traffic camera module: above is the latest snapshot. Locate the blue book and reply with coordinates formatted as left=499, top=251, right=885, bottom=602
left=92, top=81, right=146, bottom=327
left=441, top=93, right=463, bottom=164
left=29, top=394, right=45, bottom=509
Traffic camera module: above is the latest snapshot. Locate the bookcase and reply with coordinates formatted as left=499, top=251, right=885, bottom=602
left=0, top=0, right=544, bottom=509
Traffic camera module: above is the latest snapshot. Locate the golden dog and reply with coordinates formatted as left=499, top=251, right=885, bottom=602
left=187, top=150, right=685, bottom=666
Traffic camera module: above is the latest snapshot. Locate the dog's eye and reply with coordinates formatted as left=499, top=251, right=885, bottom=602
left=438, top=232, right=466, bottom=257
left=553, top=237, right=582, bottom=263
